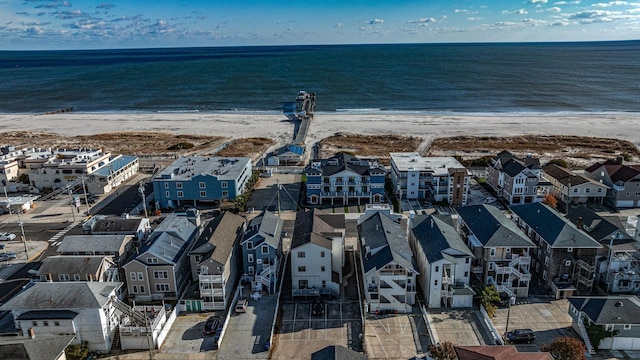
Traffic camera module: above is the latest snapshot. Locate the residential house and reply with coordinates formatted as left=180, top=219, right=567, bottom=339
left=240, top=211, right=284, bottom=294
left=542, top=164, right=608, bottom=206
left=84, top=215, right=151, bottom=241
left=510, top=203, right=602, bottom=299
left=409, top=213, right=474, bottom=308
left=37, top=255, right=119, bottom=283
left=569, top=296, right=640, bottom=352
left=0, top=335, right=75, bottom=360
left=389, top=153, right=471, bottom=205
left=57, top=234, right=135, bottom=266
left=189, top=211, right=246, bottom=311
left=84, top=155, right=139, bottom=195
left=454, top=345, right=554, bottom=360
left=358, top=205, right=417, bottom=313
left=585, top=158, right=640, bottom=208
left=0, top=282, right=123, bottom=353
left=305, top=153, right=386, bottom=205
left=567, top=206, right=640, bottom=294
left=456, top=204, right=535, bottom=298
left=122, top=212, right=200, bottom=301
left=290, top=209, right=345, bottom=298
left=273, top=144, right=305, bottom=165
left=486, top=150, right=544, bottom=205
left=152, top=156, right=252, bottom=209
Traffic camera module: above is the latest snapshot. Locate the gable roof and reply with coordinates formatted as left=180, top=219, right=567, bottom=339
left=37, top=255, right=108, bottom=278
left=411, top=214, right=473, bottom=263
left=191, top=211, right=245, bottom=264
left=543, top=164, right=603, bottom=187
left=566, top=206, right=633, bottom=244
left=0, top=335, right=75, bottom=360
left=292, top=209, right=345, bottom=249
left=242, top=211, right=283, bottom=249
left=133, top=214, right=199, bottom=265
left=568, top=296, right=640, bottom=325
left=454, top=345, right=553, bottom=360
left=358, top=211, right=415, bottom=273
left=0, top=282, right=121, bottom=311
left=150, top=214, right=197, bottom=243
left=307, top=152, right=385, bottom=177
left=92, top=217, right=146, bottom=233
left=510, top=203, right=602, bottom=249
left=586, top=160, right=640, bottom=182
left=456, top=204, right=534, bottom=248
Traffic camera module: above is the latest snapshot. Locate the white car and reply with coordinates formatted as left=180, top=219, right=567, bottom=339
left=0, top=233, right=17, bottom=241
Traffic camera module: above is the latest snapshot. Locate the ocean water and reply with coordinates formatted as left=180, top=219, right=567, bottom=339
left=0, top=41, right=639, bottom=114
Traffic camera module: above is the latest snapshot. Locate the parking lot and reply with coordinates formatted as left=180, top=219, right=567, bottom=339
left=365, top=312, right=430, bottom=359
left=491, top=298, right=576, bottom=349
left=429, top=308, right=489, bottom=346
left=159, top=312, right=219, bottom=355
left=271, top=301, right=363, bottom=360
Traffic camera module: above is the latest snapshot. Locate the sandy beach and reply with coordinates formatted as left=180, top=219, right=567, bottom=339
left=1, top=112, right=639, bottom=148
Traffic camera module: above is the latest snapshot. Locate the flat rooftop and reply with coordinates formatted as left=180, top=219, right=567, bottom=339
left=390, top=152, right=466, bottom=172
left=155, top=156, right=250, bottom=181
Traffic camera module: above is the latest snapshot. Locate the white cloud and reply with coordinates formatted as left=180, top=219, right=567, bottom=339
left=494, top=21, right=520, bottom=26
left=454, top=9, right=477, bottom=14
left=521, top=18, right=548, bottom=25
left=550, top=19, right=570, bottom=25
left=335, top=23, right=343, bottom=28
left=502, top=9, right=528, bottom=14
left=407, top=18, right=436, bottom=24
left=369, top=19, right=383, bottom=24
left=467, top=17, right=484, bottom=21
left=592, top=1, right=628, bottom=7
left=554, top=0, right=580, bottom=4
left=530, top=0, right=548, bottom=3
left=548, top=7, right=562, bottom=11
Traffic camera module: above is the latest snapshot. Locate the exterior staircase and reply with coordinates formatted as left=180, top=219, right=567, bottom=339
left=110, top=296, right=148, bottom=325
left=111, top=325, right=120, bottom=350
left=577, top=316, right=596, bottom=355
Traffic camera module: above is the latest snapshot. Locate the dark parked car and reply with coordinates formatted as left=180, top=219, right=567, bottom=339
left=312, top=303, right=325, bottom=316
left=506, top=329, right=536, bottom=344
left=203, top=316, right=221, bottom=335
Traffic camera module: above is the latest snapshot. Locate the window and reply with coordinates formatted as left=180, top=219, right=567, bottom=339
left=176, top=182, right=183, bottom=189
left=297, top=252, right=306, bottom=258
left=200, top=191, right=206, bottom=197
left=546, top=244, right=551, bottom=252
left=130, top=272, right=136, bottom=281
left=573, top=188, right=579, bottom=193
left=132, top=285, right=138, bottom=293
left=140, top=285, right=145, bottom=293
left=543, top=270, right=548, bottom=280
left=164, top=183, right=169, bottom=189
left=598, top=188, right=603, bottom=193
left=59, top=274, right=70, bottom=281
left=261, top=245, right=269, bottom=254
left=565, top=260, right=571, bottom=267
left=147, top=257, right=158, bottom=264
left=465, top=258, right=470, bottom=264
left=624, top=324, right=632, bottom=330
left=221, top=181, right=228, bottom=188
left=156, top=284, right=170, bottom=292
left=32, top=321, right=37, bottom=327
left=490, top=248, right=496, bottom=257
left=154, top=271, right=168, bottom=279
left=248, top=254, right=254, bottom=263
left=199, top=182, right=206, bottom=189
left=464, top=271, right=469, bottom=277
left=320, top=251, right=325, bottom=257
left=177, top=191, right=184, bottom=198
left=137, top=272, right=144, bottom=280
left=165, top=191, right=170, bottom=198
left=298, top=266, right=306, bottom=272
left=43, top=321, right=49, bottom=326
left=545, top=256, right=549, bottom=266
left=74, top=274, right=81, bottom=281
left=321, top=266, right=326, bottom=272
left=195, top=255, right=202, bottom=263
left=222, top=191, right=228, bottom=197
left=54, top=321, right=60, bottom=326
left=434, top=280, right=438, bottom=286
left=567, top=247, right=573, bottom=252
left=435, top=266, right=439, bottom=272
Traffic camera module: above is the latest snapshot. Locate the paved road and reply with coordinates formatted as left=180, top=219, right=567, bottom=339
left=0, top=262, right=41, bottom=304
left=96, top=181, right=152, bottom=216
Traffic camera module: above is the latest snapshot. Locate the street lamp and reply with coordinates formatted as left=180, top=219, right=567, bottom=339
left=138, top=181, right=148, bottom=218
left=504, top=295, right=516, bottom=345
left=66, top=184, right=76, bottom=222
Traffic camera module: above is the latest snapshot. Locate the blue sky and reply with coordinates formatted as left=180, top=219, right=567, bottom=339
left=1, top=0, right=639, bottom=49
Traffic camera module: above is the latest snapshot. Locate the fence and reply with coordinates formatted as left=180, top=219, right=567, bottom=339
left=479, top=304, right=504, bottom=345
left=420, top=303, right=439, bottom=345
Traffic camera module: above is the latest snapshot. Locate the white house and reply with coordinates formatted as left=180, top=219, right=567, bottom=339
left=409, top=214, right=475, bottom=308
left=358, top=206, right=417, bottom=313
left=290, top=209, right=345, bottom=298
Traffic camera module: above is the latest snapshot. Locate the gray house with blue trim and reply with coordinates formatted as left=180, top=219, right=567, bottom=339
left=240, top=211, right=284, bottom=294
left=305, top=153, right=386, bottom=205
left=152, top=156, right=252, bottom=209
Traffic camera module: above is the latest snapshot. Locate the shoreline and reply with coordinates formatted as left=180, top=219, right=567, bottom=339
left=1, top=112, right=639, bottom=149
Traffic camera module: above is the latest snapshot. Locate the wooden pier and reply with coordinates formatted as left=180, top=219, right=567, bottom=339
left=293, top=91, right=316, bottom=146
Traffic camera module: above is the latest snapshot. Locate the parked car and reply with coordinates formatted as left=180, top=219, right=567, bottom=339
left=0, top=233, right=17, bottom=241
left=235, top=298, right=248, bottom=313
left=312, top=303, right=325, bottom=316
left=203, top=316, right=221, bottom=335
left=506, top=329, right=536, bottom=344
left=0, top=252, right=18, bottom=261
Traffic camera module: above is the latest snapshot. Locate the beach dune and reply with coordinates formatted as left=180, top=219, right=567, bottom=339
left=1, top=112, right=638, bottom=149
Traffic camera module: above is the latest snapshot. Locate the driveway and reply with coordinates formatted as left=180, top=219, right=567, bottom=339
left=159, top=312, right=218, bottom=355
left=365, top=312, right=430, bottom=360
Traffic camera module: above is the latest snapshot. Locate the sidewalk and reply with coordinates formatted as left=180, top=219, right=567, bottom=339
left=0, top=240, right=48, bottom=280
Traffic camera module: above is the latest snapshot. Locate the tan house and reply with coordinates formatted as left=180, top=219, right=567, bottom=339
left=37, top=255, right=118, bottom=283
left=585, top=158, right=640, bottom=208
left=543, top=164, right=609, bottom=206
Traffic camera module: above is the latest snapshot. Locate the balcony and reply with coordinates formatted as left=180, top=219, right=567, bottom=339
left=576, top=259, right=596, bottom=273
left=199, top=274, right=224, bottom=284
left=200, top=287, right=224, bottom=296
left=442, top=274, right=455, bottom=285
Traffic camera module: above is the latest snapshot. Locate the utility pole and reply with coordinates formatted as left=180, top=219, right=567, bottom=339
left=67, top=184, right=76, bottom=222
left=139, top=181, right=148, bottom=218
left=2, top=180, right=28, bottom=258
left=81, top=176, right=90, bottom=215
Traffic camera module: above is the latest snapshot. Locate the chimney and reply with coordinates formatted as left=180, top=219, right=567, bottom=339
left=577, top=216, right=583, bottom=229
left=616, top=155, right=624, bottom=164
left=88, top=273, right=93, bottom=281
left=47, top=273, right=53, bottom=282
